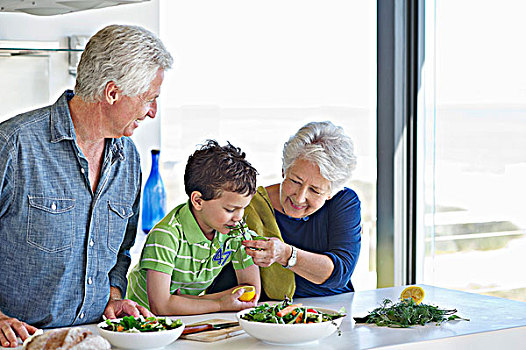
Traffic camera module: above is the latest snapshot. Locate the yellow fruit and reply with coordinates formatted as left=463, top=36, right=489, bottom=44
left=232, top=285, right=256, bottom=302
left=400, top=286, right=425, bottom=304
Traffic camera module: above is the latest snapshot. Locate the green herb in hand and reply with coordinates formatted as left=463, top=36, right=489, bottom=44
left=224, top=220, right=267, bottom=250
left=354, top=298, right=469, bottom=328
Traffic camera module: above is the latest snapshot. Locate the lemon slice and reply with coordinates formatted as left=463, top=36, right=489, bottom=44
left=232, top=285, right=256, bottom=301
left=400, top=286, right=425, bottom=304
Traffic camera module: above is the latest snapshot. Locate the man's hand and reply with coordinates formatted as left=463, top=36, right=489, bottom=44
left=103, top=286, right=154, bottom=319
left=103, top=299, right=154, bottom=319
left=0, top=314, right=39, bottom=348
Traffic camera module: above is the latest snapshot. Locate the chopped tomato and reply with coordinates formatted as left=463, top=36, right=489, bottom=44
left=276, top=304, right=303, bottom=317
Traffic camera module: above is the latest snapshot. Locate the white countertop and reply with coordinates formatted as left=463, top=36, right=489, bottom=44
left=9, top=285, right=526, bottom=349
left=156, top=284, right=526, bottom=350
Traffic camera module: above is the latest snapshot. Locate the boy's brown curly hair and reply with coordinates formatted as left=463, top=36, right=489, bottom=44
left=184, top=140, right=258, bottom=200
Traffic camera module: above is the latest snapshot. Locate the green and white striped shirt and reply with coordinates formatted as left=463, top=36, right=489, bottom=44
left=126, top=201, right=254, bottom=309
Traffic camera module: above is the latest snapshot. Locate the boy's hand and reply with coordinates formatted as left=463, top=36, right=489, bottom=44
left=218, top=288, right=258, bottom=312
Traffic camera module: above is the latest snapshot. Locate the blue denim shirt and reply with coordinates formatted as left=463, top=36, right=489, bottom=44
left=0, top=90, right=141, bottom=328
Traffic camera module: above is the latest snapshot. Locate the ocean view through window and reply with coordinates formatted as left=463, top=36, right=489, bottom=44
left=418, top=0, right=526, bottom=301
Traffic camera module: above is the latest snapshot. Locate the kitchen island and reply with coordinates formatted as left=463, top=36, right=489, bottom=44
left=8, top=285, right=526, bottom=349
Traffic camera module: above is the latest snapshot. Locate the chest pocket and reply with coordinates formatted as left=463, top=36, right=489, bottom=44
left=107, top=201, right=134, bottom=254
left=27, top=196, right=75, bottom=253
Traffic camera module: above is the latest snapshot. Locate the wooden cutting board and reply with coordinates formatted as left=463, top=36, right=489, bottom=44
left=180, top=318, right=244, bottom=342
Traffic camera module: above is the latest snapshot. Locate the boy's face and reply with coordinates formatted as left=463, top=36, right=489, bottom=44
left=192, top=190, right=253, bottom=236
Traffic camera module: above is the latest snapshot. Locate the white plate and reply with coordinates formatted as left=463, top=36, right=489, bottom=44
left=97, top=317, right=184, bottom=350
left=237, top=306, right=344, bottom=346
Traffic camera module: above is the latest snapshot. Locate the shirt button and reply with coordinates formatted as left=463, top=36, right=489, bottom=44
left=79, top=313, right=84, bottom=319
left=51, top=202, right=57, bottom=210
left=81, top=168, right=85, bottom=174
left=121, top=209, right=125, bottom=216
left=89, top=240, right=94, bottom=247
left=88, top=277, right=92, bottom=285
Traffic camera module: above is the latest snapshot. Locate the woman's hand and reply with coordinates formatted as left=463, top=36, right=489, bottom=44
left=218, top=287, right=258, bottom=312
left=0, top=313, right=39, bottom=348
left=242, top=238, right=291, bottom=267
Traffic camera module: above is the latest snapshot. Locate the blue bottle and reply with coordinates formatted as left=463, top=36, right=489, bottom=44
left=142, top=149, right=167, bottom=234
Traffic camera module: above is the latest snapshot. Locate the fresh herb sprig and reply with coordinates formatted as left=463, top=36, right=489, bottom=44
left=223, top=220, right=267, bottom=250
left=354, top=298, right=469, bottom=328
left=102, top=316, right=182, bottom=333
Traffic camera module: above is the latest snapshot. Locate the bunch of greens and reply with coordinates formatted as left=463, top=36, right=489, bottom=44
left=102, top=316, right=182, bottom=333
left=224, top=220, right=267, bottom=249
left=354, top=298, right=469, bottom=328
left=240, top=297, right=346, bottom=325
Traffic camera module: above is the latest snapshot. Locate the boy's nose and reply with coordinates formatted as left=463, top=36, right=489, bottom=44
left=233, top=212, right=244, bottom=223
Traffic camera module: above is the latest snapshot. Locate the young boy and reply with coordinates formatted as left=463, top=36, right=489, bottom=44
left=126, top=140, right=261, bottom=315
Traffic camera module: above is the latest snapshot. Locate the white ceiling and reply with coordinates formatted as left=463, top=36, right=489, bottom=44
left=0, top=0, right=149, bottom=16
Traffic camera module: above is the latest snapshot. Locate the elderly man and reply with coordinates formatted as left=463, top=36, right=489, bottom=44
left=0, top=24, right=173, bottom=347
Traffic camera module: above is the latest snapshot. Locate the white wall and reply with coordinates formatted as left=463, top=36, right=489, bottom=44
left=0, top=0, right=163, bottom=178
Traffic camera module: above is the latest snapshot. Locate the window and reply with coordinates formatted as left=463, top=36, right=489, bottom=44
left=418, top=0, right=526, bottom=301
left=159, top=0, right=377, bottom=289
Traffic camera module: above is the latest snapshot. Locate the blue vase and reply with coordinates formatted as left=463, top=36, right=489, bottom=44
left=142, top=149, right=167, bottom=234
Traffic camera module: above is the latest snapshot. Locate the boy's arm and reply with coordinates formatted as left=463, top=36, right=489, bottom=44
left=146, top=269, right=257, bottom=315
left=234, top=264, right=261, bottom=303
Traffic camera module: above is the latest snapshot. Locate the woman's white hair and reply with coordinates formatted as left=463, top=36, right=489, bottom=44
left=74, top=24, right=173, bottom=102
left=282, top=121, right=357, bottom=195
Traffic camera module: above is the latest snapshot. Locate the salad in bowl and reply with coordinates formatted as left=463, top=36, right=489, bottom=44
left=97, top=316, right=184, bottom=349
left=237, top=298, right=346, bottom=345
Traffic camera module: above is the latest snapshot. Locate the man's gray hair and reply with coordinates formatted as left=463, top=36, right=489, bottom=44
left=75, top=24, right=173, bottom=102
left=282, top=121, right=357, bottom=195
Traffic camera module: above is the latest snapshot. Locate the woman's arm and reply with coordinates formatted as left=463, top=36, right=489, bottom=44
left=243, top=188, right=361, bottom=287
left=146, top=270, right=256, bottom=315
left=243, top=239, right=334, bottom=284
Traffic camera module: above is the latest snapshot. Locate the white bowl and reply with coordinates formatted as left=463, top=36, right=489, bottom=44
left=97, top=318, right=184, bottom=350
left=236, top=306, right=345, bottom=346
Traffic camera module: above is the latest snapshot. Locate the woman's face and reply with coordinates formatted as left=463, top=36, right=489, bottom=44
left=279, top=158, right=332, bottom=218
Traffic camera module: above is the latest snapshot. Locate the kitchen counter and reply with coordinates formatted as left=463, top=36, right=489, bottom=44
left=154, top=284, right=526, bottom=349
left=9, top=285, right=526, bottom=349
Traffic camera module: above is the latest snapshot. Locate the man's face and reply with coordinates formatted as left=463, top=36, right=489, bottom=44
left=108, top=68, right=164, bottom=138
left=194, top=190, right=253, bottom=236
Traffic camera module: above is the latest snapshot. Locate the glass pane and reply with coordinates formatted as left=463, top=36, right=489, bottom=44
left=159, top=0, right=377, bottom=290
left=0, top=55, right=50, bottom=122
left=419, top=0, right=526, bottom=301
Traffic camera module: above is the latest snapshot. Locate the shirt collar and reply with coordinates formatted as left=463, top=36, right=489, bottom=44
left=49, top=90, right=126, bottom=163
left=179, top=201, right=211, bottom=244
left=50, top=90, right=76, bottom=143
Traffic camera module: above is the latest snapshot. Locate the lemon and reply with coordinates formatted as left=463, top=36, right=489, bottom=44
left=232, top=285, right=256, bottom=302
left=400, top=286, right=425, bottom=304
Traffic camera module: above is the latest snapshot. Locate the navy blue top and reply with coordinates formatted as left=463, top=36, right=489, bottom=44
left=275, top=187, right=361, bottom=297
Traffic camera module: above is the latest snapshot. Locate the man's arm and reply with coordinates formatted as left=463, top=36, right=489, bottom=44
left=103, top=174, right=153, bottom=319
left=0, top=132, right=15, bottom=218
left=0, top=309, right=39, bottom=348
left=0, top=131, right=39, bottom=348
left=108, top=173, right=141, bottom=298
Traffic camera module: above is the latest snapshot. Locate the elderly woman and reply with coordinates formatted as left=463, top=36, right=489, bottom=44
left=242, top=121, right=361, bottom=299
